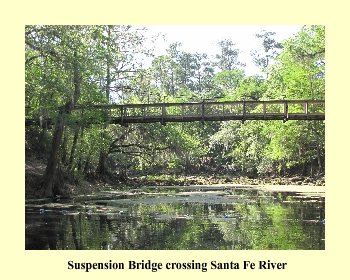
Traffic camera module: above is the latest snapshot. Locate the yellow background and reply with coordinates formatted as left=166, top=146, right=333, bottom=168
left=1, top=0, right=348, bottom=279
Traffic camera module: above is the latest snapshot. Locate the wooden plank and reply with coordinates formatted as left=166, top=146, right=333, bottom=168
left=25, top=112, right=326, bottom=127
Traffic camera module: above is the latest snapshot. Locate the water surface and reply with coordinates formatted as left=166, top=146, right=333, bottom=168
left=25, top=187, right=325, bottom=250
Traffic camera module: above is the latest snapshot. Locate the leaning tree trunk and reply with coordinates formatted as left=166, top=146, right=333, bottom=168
left=61, top=130, right=69, bottom=165
left=42, top=51, right=81, bottom=197
left=96, top=40, right=112, bottom=177
left=97, top=151, right=108, bottom=176
left=68, top=125, right=80, bottom=171
left=42, top=118, right=65, bottom=197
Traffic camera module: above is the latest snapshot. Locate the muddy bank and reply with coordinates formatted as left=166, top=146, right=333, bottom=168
left=126, top=174, right=325, bottom=187
left=26, top=173, right=325, bottom=199
left=140, top=183, right=325, bottom=198
left=25, top=159, right=325, bottom=198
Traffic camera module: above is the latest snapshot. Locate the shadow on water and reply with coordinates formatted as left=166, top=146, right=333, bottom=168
left=25, top=187, right=325, bottom=250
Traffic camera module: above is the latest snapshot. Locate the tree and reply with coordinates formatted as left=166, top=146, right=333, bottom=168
left=25, top=25, right=152, bottom=195
left=26, top=25, right=325, bottom=197
left=250, top=30, right=283, bottom=78
left=213, top=69, right=245, bottom=94
left=262, top=25, right=325, bottom=175
left=26, top=26, right=90, bottom=196
left=151, top=55, right=178, bottom=96
left=214, top=39, right=245, bottom=71
left=209, top=25, right=325, bottom=176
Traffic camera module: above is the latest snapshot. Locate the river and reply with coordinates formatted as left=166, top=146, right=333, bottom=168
left=25, top=185, right=325, bottom=250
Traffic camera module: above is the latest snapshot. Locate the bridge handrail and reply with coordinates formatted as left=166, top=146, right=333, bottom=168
left=25, top=100, right=325, bottom=126
left=25, top=100, right=325, bottom=111
left=70, top=99, right=325, bottom=110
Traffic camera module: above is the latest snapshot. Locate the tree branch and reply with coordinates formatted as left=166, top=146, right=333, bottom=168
left=109, top=142, right=170, bottom=154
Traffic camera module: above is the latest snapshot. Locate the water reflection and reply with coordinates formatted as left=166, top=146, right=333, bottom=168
left=25, top=189, right=325, bottom=250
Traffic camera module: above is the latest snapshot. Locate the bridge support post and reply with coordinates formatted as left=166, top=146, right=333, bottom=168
left=181, top=104, right=184, bottom=121
left=142, top=105, right=145, bottom=121
left=120, top=105, right=124, bottom=125
left=283, top=101, right=288, bottom=123
left=161, top=103, right=166, bottom=125
left=242, top=101, right=246, bottom=124
left=222, top=103, right=224, bottom=119
left=304, top=101, right=309, bottom=119
left=120, top=105, right=128, bottom=127
left=201, top=101, right=205, bottom=124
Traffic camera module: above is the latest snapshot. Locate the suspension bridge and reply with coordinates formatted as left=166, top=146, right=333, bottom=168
left=25, top=100, right=325, bottom=127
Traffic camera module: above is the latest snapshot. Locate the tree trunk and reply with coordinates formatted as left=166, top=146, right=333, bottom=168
left=184, top=154, right=191, bottom=175
left=95, top=32, right=112, bottom=177
left=76, top=126, right=85, bottom=172
left=68, top=126, right=80, bottom=171
left=311, top=120, right=324, bottom=175
left=83, top=155, right=91, bottom=175
left=42, top=118, right=65, bottom=197
left=310, top=161, right=314, bottom=177
left=38, top=127, right=48, bottom=158
left=316, top=145, right=323, bottom=174
left=42, top=50, right=81, bottom=197
left=119, top=166, right=128, bottom=181
left=97, top=152, right=108, bottom=176
left=61, top=130, right=69, bottom=165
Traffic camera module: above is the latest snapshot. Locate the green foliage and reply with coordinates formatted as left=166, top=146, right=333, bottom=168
left=210, top=120, right=268, bottom=173
left=267, top=25, right=325, bottom=100
left=25, top=25, right=325, bottom=182
left=209, top=25, right=325, bottom=176
left=250, top=30, right=283, bottom=76
left=213, top=69, right=245, bottom=93
left=214, top=39, right=246, bottom=70
left=238, top=75, right=267, bottom=100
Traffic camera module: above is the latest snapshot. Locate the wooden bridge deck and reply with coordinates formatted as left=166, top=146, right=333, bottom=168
left=25, top=100, right=325, bottom=126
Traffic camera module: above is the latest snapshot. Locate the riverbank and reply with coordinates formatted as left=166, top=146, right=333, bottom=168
left=25, top=159, right=325, bottom=198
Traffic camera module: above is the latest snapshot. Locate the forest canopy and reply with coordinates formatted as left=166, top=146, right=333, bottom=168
left=25, top=25, right=325, bottom=197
